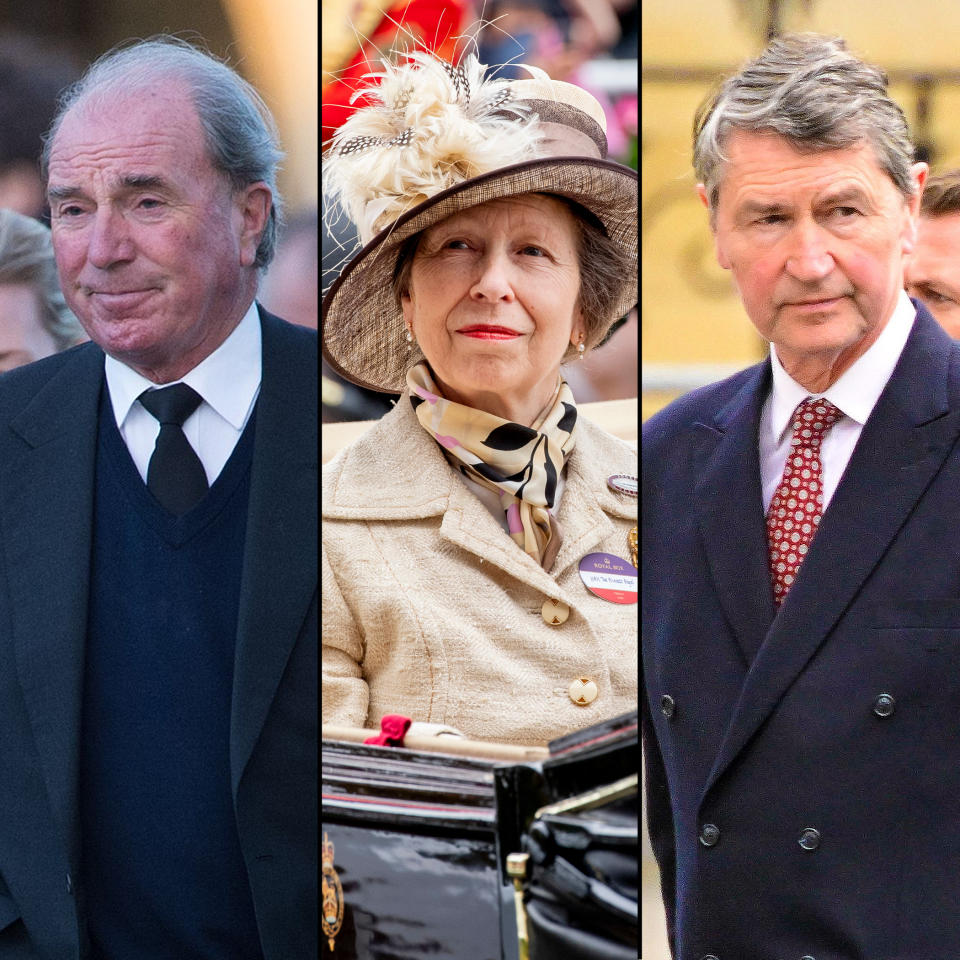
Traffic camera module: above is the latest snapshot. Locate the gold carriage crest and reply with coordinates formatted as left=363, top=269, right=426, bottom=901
left=321, top=831, right=344, bottom=951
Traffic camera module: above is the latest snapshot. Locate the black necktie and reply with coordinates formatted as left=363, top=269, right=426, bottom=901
left=139, top=383, right=208, bottom=515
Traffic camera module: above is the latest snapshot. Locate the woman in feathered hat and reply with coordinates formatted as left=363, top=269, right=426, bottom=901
left=322, top=50, right=637, bottom=744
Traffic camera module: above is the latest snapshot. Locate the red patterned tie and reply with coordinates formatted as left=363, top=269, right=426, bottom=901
left=767, top=397, right=843, bottom=607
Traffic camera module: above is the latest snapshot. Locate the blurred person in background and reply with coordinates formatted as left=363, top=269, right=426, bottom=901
left=479, top=0, right=625, bottom=80
left=259, top=208, right=318, bottom=330
left=0, top=32, right=80, bottom=221
left=905, top=168, right=960, bottom=337
left=0, top=207, right=86, bottom=371
left=562, top=307, right=637, bottom=401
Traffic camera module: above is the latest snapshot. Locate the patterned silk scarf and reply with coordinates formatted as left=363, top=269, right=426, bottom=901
left=406, top=363, right=578, bottom=571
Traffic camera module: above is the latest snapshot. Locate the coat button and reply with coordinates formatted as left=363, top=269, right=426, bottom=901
left=699, top=823, right=720, bottom=847
left=798, top=827, right=821, bottom=851
left=701, top=955, right=720, bottom=960
left=568, top=677, right=598, bottom=706
left=660, top=694, right=676, bottom=719
left=541, top=598, right=569, bottom=625
left=873, top=693, right=895, bottom=717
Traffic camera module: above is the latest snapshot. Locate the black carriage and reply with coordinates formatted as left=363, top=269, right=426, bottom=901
left=321, top=710, right=639, bottom=959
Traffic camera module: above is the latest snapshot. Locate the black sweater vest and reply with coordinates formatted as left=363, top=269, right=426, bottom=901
left=80, top=389, right=264, bottom=959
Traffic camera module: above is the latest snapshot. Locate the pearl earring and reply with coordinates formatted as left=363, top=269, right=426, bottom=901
left=406, top=328, right=413, bottom=352
left=577, top=340, right=585, bottom=361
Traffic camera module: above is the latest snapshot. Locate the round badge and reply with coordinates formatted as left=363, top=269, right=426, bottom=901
left=578, top=552, right=638, bottom=604
left=607, top=474, right=638, bottom=497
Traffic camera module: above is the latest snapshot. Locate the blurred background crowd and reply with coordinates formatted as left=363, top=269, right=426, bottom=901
left=322, top=0, right=639, bottom=423
left=0, top=0, right=317, bottom=372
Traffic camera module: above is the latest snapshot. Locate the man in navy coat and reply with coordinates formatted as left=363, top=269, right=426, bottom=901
left=0, top=38, right=316, bottom=958
left=643, top=33, right=960, bottom=959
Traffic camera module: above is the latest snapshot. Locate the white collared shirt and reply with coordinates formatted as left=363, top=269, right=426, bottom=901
left=759, top=290, right=916, bottom=514
left=105, top=301, right=262, bottom=486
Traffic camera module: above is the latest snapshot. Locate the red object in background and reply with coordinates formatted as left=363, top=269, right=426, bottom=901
left=322, top=0, right=468, bottom=147
left=363, top=714, right=413, bottom=746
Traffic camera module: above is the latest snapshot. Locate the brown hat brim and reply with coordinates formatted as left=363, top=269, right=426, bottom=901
left=321, top=155, right=638, bottom=394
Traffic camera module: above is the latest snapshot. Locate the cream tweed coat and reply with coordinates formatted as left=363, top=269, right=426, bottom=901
left=322, top=394, right=638, bottom=745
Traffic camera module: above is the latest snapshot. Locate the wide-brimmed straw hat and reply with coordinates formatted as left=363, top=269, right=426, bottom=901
left=321, top=50, right=638, bottom=394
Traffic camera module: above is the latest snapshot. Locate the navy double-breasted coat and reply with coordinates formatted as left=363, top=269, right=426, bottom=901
left=643, top=301, right=960, bottom=959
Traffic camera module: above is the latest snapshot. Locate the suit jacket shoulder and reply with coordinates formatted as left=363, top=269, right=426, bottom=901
left=643, top=360, right=768, bottom=445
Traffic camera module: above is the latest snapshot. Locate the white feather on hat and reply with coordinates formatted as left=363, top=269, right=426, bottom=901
left=323, top=51, right=547, bottom=244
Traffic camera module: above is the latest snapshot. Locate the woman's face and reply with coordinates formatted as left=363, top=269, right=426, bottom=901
left=401, top=194, right=585, bottom=423
left=0, top=282, right=59, bottom=372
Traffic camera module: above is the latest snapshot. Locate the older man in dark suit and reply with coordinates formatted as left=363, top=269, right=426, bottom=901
left=642, top=33, right=960, bottom=959
left=0, top=38, right=316, bottom=958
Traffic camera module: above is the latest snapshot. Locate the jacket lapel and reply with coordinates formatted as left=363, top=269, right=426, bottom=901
left=438, top=479, right=564, bottom=594
left=0, top=345, right=103, bottom=860
left=692, top=363, right=776, bottom=665
left=703, top=308, right=960, bottom=799
left=551, top=426, right=636, bottom=579
left=231, top=309, right=317, bottom=795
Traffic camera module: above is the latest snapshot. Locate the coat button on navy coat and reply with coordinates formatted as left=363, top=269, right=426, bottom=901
left=660, top=693, right=675, bottom=718
left=798, top=827, right=821, bottom=850
left=701, top=955, right=720, bottom=960
left=873, top=693, right=895, bottom=717
left=699, top=823, right=720, bottom=847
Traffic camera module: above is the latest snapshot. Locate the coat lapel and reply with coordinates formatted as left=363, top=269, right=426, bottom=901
left=0, top=345, right=103, bottom=859
left=692, top=363, right=776, bottom=665
left=703, top=309, right=960, bottom=799
left=551, top=424, right=636, bottom=579
left=231, top=309, right=317, bottom=795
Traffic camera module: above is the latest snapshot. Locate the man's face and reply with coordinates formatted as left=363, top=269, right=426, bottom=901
left=46, top=81, right=269, bottom=383
left=905, top=212, right=960, bottom=338
left=701, top=130, right=926, bottom=385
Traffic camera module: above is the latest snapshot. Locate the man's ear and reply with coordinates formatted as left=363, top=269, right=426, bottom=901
left=236, top=183, right=272, bottom=268
left=902, top=162, right=929, bottom=256
left=697, top=182, right=729, bottom=270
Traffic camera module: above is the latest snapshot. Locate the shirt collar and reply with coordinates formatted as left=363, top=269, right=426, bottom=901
left=768, top=289, right=916, bottom=443
left=105, top=300, right=262, bottom=429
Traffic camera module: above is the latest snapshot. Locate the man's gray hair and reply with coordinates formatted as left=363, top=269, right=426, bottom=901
left=694, top=33, right=916, bottom=212
left=41, top=35, right=284, bottom=269
left=0, top=208, right=84, bottom=351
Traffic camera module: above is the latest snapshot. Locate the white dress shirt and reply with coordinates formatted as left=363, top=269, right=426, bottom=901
left=759, top=290, right=916, bottom=515
left=105, top=301, right=262, bottom=487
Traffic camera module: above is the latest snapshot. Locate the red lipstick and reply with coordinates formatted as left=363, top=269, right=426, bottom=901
left=457, top=325, right=521, bottom=340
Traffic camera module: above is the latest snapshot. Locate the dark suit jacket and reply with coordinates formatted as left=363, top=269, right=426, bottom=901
left=642, top=301, right=960, bottom=960
left=0, top=307, right=317, bottom=959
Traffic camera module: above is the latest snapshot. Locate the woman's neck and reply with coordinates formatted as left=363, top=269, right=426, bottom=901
left=432, top=371, right=563, bottom=427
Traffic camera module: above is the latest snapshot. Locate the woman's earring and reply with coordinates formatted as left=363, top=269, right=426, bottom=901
left=406, top=328, right=414, bottom=352
left=577, top=340, right=585, bottom=361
